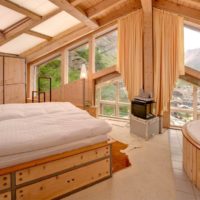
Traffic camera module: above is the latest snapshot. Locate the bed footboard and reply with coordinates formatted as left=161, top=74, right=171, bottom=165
left=0, top=142, right=112, bottom=200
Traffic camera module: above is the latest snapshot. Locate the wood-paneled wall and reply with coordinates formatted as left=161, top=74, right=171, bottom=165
left=0, top=55, right=26, bottom=104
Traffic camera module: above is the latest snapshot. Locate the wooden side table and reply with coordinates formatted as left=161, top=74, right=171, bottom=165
left=130, top=115, right=160, bottom=140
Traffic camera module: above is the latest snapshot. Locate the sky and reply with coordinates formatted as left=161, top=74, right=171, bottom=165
left=184, top=27, right=200, bottom=51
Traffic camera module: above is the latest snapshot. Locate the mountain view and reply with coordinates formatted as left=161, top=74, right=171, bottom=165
left=185, top=48, right=200, bottom=71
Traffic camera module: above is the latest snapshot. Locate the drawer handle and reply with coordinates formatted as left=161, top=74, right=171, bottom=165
left=3, top=177, right=7, bottom=180
left=4, top=194, right=7, bottom=198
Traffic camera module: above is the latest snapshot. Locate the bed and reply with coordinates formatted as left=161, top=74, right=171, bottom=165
left=0, top=102, right=112, bottom=200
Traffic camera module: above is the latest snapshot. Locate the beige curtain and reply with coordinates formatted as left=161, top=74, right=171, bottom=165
left=117, top=10, right=143, bottom=100
left=153, top=8, right=185, bottom=115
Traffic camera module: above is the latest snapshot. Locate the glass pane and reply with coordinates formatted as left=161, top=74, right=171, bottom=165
left=37, top=57, right=61, bottom=92
left=102, top=104, right=115, bottom=116
left=170, top=111, right=193, bottom=126
left=184, top=26, right=200, bottom=71
left=68, top=43, right=89, bottom=83
left=119, top=81, right=129, bottom=102
left=95, top=30, right=117, bottom=72
left=119, top=105, right=129, bottom=118
left=101, top=83, right=116, bottom=101
left=171, top=79, right=193, bottom=110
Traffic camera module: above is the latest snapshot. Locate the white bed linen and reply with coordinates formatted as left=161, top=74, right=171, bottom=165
left=0, top=102, right=111, bottom=157
left=0, top=102, right=81, bottom=121
left=0, top=135, right=107, bottom=169
left=186, top=120, right=200, bottom=144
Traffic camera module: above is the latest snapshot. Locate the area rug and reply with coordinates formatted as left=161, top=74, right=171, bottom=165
left=112, top=141, right=131, bottom=173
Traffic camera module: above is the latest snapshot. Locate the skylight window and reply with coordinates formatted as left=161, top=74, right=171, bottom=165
left=0, top=34, right=45, bottom=54
left=0, top=5, right=25, bottom=30
left=31, top=11, right=80, bottom=37
left=9, top=0, right=58, bottom=16
left=184, top=26, right=200, bottom=71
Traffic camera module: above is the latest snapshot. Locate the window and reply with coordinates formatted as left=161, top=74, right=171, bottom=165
left=95, top=30, right=117, bottom=72
left=170, top=79, right=200, bottom=126
left=184, top=26, right=200, bottom=71
left=37, top=56, right=61, bottom=92
left=198, top=88, right=200, bottom=119
left=96, top=79, right=130, bottom=119
left=68, top=43, right=89, bottom=83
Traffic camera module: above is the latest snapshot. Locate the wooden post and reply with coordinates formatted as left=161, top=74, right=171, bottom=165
left=141, top=0, right=154, bottom=95
left=61, top=49, right=67, bottom=101
left=88, top=36, right=95, bottom=105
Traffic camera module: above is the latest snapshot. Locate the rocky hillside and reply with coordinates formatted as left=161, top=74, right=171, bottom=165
left=185, top=48, right=200, bottom=71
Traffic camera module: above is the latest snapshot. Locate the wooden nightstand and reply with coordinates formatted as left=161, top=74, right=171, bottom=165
left=85, top=106, right=97, bottom=118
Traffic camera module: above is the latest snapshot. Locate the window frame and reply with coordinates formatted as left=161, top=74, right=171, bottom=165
left=170, top=79, right=200, bottom=127
left=96, top=77, right=130, bottom=119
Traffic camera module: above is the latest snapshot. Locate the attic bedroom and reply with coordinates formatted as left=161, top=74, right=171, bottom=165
left=0, top=0, right=200, bottom=200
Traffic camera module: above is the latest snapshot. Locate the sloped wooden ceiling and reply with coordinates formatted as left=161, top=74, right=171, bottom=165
left=0, top=0, right=141, bottom=60
left=0, top=0, right=200, bottom=62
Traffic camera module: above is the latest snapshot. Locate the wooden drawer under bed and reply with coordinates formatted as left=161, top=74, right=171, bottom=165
left=0, top=174, right=10, bottom=191
left=0, top=142, right=112, bottom=200
left=16, top=158, right=110, bottom=200
left=16, top=145, right=110, bottom=185
left=0, top=192, right=11, bottom=200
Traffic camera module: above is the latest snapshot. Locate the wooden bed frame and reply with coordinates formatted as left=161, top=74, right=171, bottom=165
left=182, top=126, right=200, bottom=189
left=0, top=142, right=112, bottom=200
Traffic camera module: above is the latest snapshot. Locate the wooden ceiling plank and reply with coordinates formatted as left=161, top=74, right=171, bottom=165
left=0, top=9, right=61, bottom=46
left=49, top=0, right=99, bottom=29
left=86, top=0, right=128, bottom=19
left=0, top=31, right=4, bottom=39
left=26, top=30, right=52, bottom=41
left=98, top=5, right=141, bottom=26
left=0, top=0, right=41, bottom=20
left=70, top=0, right=86, bottom=6
left=153, top=0, right=200, bottom=25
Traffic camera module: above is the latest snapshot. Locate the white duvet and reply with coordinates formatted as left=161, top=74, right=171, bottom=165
left=0, top=102, right=111, bottom=157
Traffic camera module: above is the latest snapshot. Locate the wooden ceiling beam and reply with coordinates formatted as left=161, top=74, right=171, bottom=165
left=22, top=24, right=91, bottom=62
left=153, top=0, right=200, bottom=25
left=86, top=0, right=128, bottom=19
left=98, top=4, right=141, bottom=26
left=24, top=5, right=141, bottom=63
left=26, top=30, right=52, bottom=41
left=50, top=0, right=99, bottom=29
left=69, top=0, right=86, bottom=6
left=0, top=31, right=4, bottom=39
left=141, top=0, right=153, bottom=94
left=0, top=0, right=41, bottom=20
left=0, top=9, right=61, bottom=46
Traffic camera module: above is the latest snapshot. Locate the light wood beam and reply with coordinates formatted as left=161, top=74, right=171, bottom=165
left=0, top=9, right=61, bottom=46
left=86, top=0, right=127, bottom=18
left=26, top=30, right=52, bottom=41
left=153, top=0, right=200, bottom=25
left=70, top=0, right=86, bottom=6
left=141, top=0, right=153, bottom=94
left=24, top=5, right=141, bottom=63
left=99, top=4, right=141, bottom=26
left=22, top=24, right=91, bottom=62
left=0, top=0, right=41, bottom=20
left=50, top=0, right=99, bottom=29
left=0, top=31, right=4, bottom=39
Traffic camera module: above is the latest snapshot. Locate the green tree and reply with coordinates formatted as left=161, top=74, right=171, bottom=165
left=38, top=58, right=61, bottom=92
